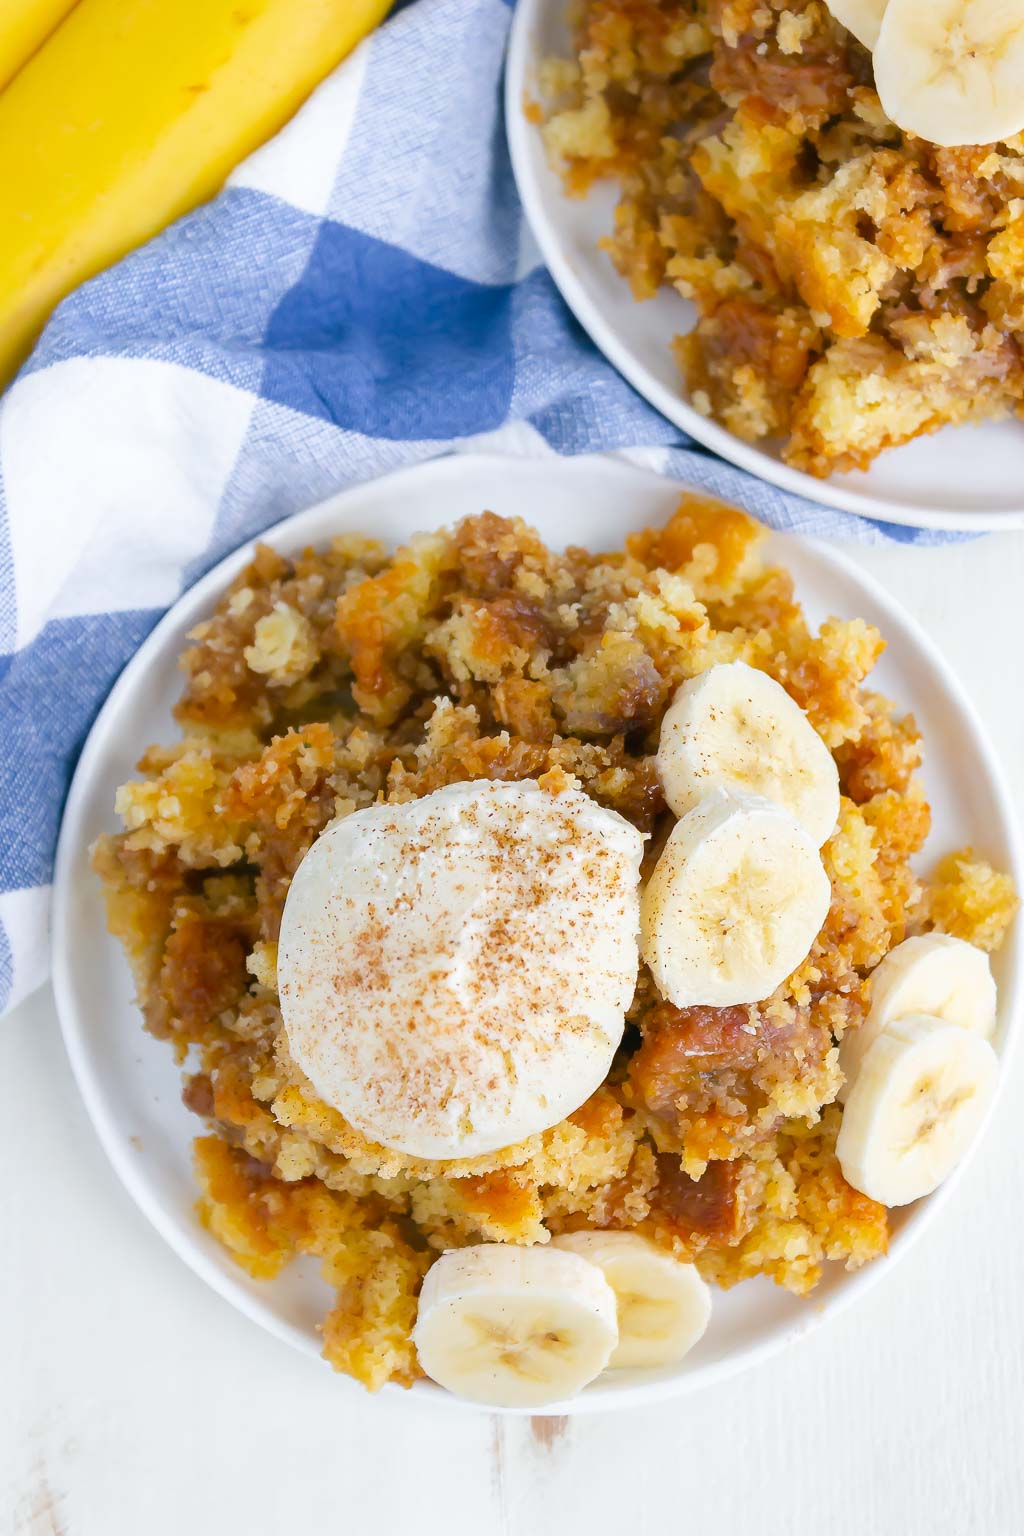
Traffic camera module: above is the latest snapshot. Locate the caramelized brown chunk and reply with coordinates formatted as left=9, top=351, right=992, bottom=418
left=652, top=1154, right=750, bottom=1245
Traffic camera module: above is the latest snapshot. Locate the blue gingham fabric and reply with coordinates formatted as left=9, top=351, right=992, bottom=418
left=0, top=0, right=963, bottom=1016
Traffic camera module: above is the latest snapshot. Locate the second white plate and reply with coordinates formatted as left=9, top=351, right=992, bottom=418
left=52, top=452, right=1022, bottom=1413
left=505, top=0, right=1024, bottom=533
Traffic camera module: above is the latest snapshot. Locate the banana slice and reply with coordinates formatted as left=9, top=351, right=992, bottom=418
left=551, top=1231, right=711, bottom=1369
left=413, top=1244, right=618, bottom=1408
left=826, top=0, right=888, bottom=49
left=839, top=933, right=997, bottom=1099
left=656, top=662, right=839, bottom=847
left=874, top=0, right=1024, bottom=149
left=836, top=1014, right=998, bottom=1206
left=641, top=788, right=832, bottom=1008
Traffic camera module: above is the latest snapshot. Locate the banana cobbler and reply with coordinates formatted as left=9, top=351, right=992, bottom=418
left=93, top=499, right=1016, bottom=1392
left=538, top=0, right=1024, bottom=475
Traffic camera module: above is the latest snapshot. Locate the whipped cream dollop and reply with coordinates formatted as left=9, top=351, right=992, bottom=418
left=278, top=778, right=644, bottom=1159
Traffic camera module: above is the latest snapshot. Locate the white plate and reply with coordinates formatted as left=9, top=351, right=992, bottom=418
left=52, top=452, right=1022, bottom=1414
left=505, top=0, right=1024, bottom=533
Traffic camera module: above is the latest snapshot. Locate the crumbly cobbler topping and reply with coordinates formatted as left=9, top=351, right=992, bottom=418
left=93, top=499, right=1016, bottom=1389
left=539, top=0, right=1024, bottom=475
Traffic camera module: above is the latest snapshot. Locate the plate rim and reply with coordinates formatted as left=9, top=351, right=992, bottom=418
left=51, top=450, right=1024, bottom=1415
left=504, top=0, right=1024, bottom=534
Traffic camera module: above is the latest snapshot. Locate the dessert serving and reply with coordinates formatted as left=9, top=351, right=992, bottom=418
left=92, top=494, right=1016, bottom=1407
left=536, top=0, right=1024, bottom=476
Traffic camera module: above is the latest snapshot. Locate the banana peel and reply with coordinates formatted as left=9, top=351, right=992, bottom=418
left=0, top=0, right=79, bottom=90
left=0, top=0, right=392, bottom=388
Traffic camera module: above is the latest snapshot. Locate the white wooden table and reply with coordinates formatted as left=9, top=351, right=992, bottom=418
left=5, top=534, right=1024, bottom=1536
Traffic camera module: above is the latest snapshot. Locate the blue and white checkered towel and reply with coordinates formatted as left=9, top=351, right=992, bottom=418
left=0, top=0, right=962, bottom=1016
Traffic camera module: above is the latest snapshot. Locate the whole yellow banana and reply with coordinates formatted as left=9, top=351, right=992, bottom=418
left=0, top=0, right=392, bottom=388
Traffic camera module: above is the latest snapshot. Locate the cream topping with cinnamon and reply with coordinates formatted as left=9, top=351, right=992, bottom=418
left=277, top=778, right=644, bottom=1158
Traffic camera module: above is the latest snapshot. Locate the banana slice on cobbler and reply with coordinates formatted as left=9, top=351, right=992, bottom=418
left=874, top=0, right=1024, bottom=148
left=837, top=1014, right=997, bottom=1205
left=656, top=661, right=839, bottom=847
left=839, top=933, right=997, bottom=1099
left=413, top=1244, right=619, bottom=1407
left=826, top=0, right=888, bottom=49
left=551, top=1231, right=711, bottom=1369
left=641, top=787, right=831, bottom=1008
